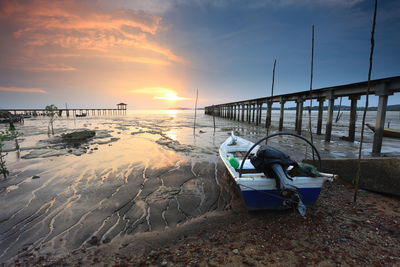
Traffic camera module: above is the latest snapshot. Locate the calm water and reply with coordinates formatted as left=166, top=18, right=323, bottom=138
left=0, top=109, right=399, bottom=262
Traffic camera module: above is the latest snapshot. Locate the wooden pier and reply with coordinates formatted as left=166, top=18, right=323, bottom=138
left=0, top=103, right=128, bottom=117
left=204, top=76, right=400, bottom=154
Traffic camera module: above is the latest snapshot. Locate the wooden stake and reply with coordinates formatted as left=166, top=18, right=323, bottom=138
left=354, top=0, right=378, bottom=203
left=271, top=59, right=276, bottom=98
left=307, top=25, right=315, bottom=160
left=266, top=59, right=276, bottom=138
left=212, top=104, right=216, bottom=133
left=193, top=89, right=198, bottom=134
left=335, top=97, right=343, bottom=123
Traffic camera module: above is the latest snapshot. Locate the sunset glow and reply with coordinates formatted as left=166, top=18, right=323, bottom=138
left=0, top=0, right=399, bottom=108
left=0, top=87, right=47, bottom=93
left=130, top=88, right=190, bottom=102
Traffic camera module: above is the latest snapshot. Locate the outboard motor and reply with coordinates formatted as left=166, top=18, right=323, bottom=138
left=250, top=145, right=306, bottom=216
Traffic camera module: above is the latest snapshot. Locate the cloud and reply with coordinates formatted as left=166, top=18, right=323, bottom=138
left=0, top=0, right=183, bottom=70
left=23, top=64, right=77, bottom=71
left=173, top=0, right=364, bottom=9
left=0, top=87, right=47, bottom=93
left=47, top=53, right=171, bottom=65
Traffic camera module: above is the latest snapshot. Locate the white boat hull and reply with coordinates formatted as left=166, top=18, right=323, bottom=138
left=219, top=135, right=329, bottom=210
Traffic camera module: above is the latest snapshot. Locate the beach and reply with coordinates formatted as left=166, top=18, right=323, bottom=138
left=11, top=179, right=400, bottom=266
left=0, top=109, right=399, bottom=265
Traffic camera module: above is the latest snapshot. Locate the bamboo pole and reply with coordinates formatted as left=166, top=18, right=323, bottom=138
left=354, top=0, right=378, bottom=203
left=335, top=97, right=343, bottom=123
left=193, top=89, right=199, bottom=134
left=266, top=59, right=276, bottom=137
left=271, top=59, right=276, bottom=98
left=212, top=104, right=216, bottom=133
left=307, top=25, right=315, bottom=160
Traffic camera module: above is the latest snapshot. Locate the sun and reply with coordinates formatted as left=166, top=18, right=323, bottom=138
left=130, top=87, right=190, bottom=102
left=154, top=90, right=187, bottom=101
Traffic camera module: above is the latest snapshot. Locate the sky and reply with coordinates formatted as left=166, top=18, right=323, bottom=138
left=0, top=0, right=399, bottom=109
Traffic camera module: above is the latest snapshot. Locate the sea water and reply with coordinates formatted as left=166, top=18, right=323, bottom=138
left=0, top=109, right=399, bottom=262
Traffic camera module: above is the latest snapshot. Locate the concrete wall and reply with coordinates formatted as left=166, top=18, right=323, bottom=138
left=305, top=158, right=400, bottom=196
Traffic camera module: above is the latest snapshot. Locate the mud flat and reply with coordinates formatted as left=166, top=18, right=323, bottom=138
left=0, top=112, right=236, bottom=263
left=7, top=179, right=400, bottom=266
left=1, top=110, right=399, bottom=266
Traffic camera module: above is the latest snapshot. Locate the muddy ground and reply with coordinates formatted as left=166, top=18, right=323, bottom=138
left=7, top=176, right=400, bottom=267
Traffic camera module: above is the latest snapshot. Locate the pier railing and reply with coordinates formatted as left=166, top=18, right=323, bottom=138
left=204, top=76, right=400, bottom=154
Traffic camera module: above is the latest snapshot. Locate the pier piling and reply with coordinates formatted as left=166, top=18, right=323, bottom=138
left=295, top=98, right=304, bottom=135
left=372, top=82, right=392, bottom=154
left=348, top=95, right=360, bottom=142
left=325, top=94, right=336, bottom=142
left=279, top=98, right=285, bottom=131
left=316, top=98, right=324, bottom=135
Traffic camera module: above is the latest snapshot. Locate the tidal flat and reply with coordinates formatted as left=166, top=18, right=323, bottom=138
left=0, top=110, right=399, bottom=264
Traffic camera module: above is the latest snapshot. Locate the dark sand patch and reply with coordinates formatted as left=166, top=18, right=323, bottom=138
left=0, top=159, right=231, bottom=263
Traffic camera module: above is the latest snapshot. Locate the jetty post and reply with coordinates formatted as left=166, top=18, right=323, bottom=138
left=279, top=97, right=285, bottom=131
left=348, top=95, right=360, bottom=142
left=372, top=82, right=392, bottom=154
left=252, top=103, right=256, bottom=123
left=266, top=101, right=273, bottom=128
left=324, top=92, right=336, bottom=142
left=316, top=98, right=324, bottom=135
left=295, top=97, right=304, bottom=135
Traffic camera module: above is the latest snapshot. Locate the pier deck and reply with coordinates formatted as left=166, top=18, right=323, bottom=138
left=205, top=76, right=400, bottom=154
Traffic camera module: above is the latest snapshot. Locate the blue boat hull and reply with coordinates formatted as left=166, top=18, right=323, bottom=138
left=240, top=187, right=322, bottom=210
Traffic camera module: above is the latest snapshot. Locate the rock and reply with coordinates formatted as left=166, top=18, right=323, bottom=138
left=232, top=249, right=240, bottom=255
left=161, top=261, right=168, bottom=266
left=62, top=130, right=96, bottom=144
left=87, top=236, right=99, bottom=246
left=32, top=175, right=40, bottom=179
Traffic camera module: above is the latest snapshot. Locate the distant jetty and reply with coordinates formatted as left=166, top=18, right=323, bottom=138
left=0, top=103, right=128, bottom=118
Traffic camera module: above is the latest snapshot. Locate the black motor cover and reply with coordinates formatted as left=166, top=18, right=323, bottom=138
left=250, top=145, right=298, bottom=172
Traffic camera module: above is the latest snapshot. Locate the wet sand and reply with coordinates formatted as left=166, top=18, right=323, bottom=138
left=7, top=176, right=400, bottom=266
left=0, top=110, right=399, bottom=265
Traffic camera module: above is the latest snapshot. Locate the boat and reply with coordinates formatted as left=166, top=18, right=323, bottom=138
left=219, top=132, right=336, bottom=216
left=366, top=123, right=400, bottom=138
left=76, top=113, right=87, bottom=117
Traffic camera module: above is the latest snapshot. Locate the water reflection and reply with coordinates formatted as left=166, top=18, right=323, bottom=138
left=166, top=129, right=178, bottom=140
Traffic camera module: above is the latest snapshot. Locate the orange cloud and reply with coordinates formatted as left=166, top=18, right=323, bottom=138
left=0, top=0, right=183, bottom=70
left=0, top=87, right=47, bottom=93
left=23, top=64, right=76, bottom=71
left=47, top=53, right=170, bottom=65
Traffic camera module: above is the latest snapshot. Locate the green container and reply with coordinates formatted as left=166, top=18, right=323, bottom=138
left=228, top=156, right=239, bottom=169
